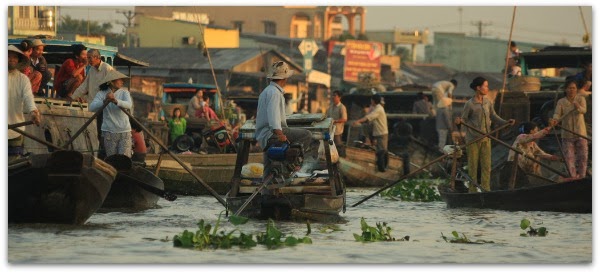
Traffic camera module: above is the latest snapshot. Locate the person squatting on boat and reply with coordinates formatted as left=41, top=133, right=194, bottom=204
left=255, top=61, right=317, bottom=178
left=29, top=39, right=52, bottom=96
left=8, top=45, right=42, bottom=161
left=89, top=70, right=133, bottom=158
left=508, top=122, right=560, bottom=178
left=353, top=93, right=389, bottom=172
left=549, top=79, right=588, bottom=180
left=16, top=39, right=43, bottom=95
left=187, top=89, right=204, bottom=118
left=54, top=44, right=88, bottom=98
left=455, top=76, right=514, bottom=192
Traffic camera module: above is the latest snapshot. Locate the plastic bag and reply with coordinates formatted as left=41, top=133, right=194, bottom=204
left=318, top=140, right=339, bottom=163
left=241, top=163, right=264, bottom=178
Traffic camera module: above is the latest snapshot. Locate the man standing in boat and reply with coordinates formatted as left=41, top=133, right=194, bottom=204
left=70, top=49, right=115, bottom=103
left=326, top=90, right=348, bottom=157
left=352, top=93, right=388, bottom=172
left=455, top=76, right=514, bottom=192
left=255, top=61, right=316, bottom=177
left=8, top=45, right=41, bottom=161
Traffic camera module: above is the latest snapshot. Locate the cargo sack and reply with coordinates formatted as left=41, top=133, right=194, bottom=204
left=241, top=163, right=264, bottom=178
left=318, top=140, right=339, bottom=163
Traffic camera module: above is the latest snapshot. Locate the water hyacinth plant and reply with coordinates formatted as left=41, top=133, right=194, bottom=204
left=379, top=178, right=442, bottom=202
left=520, top=218, right=548, bottom=237
left=353, top=217, right=409, bottom=242
left=441, top=231, right=495, bottom=244
left=173, top=212, right=312, bottom=250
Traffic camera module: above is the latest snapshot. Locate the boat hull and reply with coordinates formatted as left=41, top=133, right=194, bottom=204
left=338, top=146, right=405, bottom=187
left=227, top=193, right=345, bottom=222
left=102, top=155, right=164, bottom=211
left=145, top=153, right=263, bottom=195
left=438, top=177, right=592, bottom=213
left=8, top=152, right=116, bottom=225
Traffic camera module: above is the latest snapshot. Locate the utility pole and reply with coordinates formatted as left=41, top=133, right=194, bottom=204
left=471, top=20, right=492, bottom=37
left=458, top=7, right=463, bottom=33
left=116, top=10, right=138, bottom=47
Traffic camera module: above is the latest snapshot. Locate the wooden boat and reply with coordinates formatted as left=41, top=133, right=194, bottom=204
left=8, top=97, right=119, bottom=224
left=101, top=155, right=165, bottom=211
left=338, top=146, right=407, bottom=187
left=227, top=114, right=346, bottom=222
left=144, top=152, right=263, bottom=195
left=8, top=151, right=117, bottom=225
left=438, top=177, right=592, bottom=213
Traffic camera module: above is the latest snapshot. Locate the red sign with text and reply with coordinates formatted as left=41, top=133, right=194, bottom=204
left=343, top=40, right=383, bottom=83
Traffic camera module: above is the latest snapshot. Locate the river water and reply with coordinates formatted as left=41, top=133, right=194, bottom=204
left=6, top=188, right=593, bottom=265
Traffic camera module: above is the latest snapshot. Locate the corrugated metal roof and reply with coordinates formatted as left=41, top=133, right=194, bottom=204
left=119, top=47, right=304, bottom=72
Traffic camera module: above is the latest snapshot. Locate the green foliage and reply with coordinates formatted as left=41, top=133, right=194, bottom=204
left=353, top=218, right=409, bottom=242
left=173, top=213, right=311, bottom=250
left=441, top=231, right=495, bottom=244
left=520, top=218, right=548, bottom=237
left=379, top=178, right=441, bottom=202
left=256, top=220, right=312, bottom=249
left=58, top=15, right=126, bottom=47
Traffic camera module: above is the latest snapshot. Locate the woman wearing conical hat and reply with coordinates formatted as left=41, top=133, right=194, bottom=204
left=89, top=70, right=133, bottom=158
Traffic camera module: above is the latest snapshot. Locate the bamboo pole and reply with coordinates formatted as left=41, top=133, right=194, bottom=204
left=498, top=6, right=518, bottom=117
left=461, top=121, right=569, bottom=178
left=62, top=101, right=110, bottom=149
left=8, top=121, right=35, bottom=130
left=10, top=127, right=63, bottom=150
left=556, top=125, right=592, bottom=142
left=120, top=107, right=226, bottom=207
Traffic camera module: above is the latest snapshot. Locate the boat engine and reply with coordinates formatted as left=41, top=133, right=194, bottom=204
left=266, top=142, right=304, bottom=178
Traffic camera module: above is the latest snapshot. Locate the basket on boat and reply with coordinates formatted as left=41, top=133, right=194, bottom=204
left=508, top=76, right=541, bottom=92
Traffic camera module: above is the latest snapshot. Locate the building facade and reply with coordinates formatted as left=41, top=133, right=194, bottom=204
left=127, top=15, right=240, bottom=48
left=425, top=32, right=547, bottom=73
left=8, top=6, right=57, bottom=38
left=134, top=6, right=366, bottom=41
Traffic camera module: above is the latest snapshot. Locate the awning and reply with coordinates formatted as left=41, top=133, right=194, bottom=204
left=307, top=70, right=331, bottom=88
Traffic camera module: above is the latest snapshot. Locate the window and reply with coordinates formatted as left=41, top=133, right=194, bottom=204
left=18, top=6, right=31, bottom=18
left=263, top=21, right=276, bottom=35
left=232, top=21, right=244, bottom=33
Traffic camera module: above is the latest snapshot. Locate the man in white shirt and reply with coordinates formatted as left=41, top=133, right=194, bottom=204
left=70, top=49, right=115, bottom=103
left=353, top=94, right=388, bottom=171
left=8, top=45, right=41, bottom=160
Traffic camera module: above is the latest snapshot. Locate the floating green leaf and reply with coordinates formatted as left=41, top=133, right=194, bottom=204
left=379, top=178, right=441, bottom=202
left=229, top=215, right=249, bottom=226
left=353, top=217, right=409, bottom=242
left=519, top=218, right=548, bottom=237
left=441, top=231, right=494, bottom=244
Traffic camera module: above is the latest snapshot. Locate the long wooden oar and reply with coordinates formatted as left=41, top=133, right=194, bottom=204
left=8, top=120, right=35, bottom=130
left=351, top=123, right=512, bottom=207
left=9, top=127, right=62, bottom=150
left=117, top=171, right=177, bottom=201
left=62, top=101, right=110, bottom=149
left=460, top=122, right=569, bottom=178
left=556, top=125, right=592, bottom=142
left=234, top=172, right=276, bottom=216
left=120, top=108, right=226, bottom=207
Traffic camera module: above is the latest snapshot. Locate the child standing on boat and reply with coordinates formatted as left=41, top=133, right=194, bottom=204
left=89, top=70, right=133, bottom=158
left=168, top=107, right=187, bottom=144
